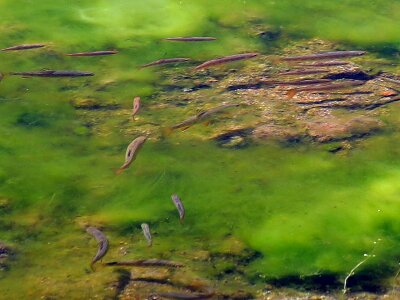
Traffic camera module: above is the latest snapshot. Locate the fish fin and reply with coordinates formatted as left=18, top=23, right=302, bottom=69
left=161, top=127, right=174, bottom=137
left=287, top=89, right=298, bottom=99
left=115, top=167, right=125, bottom=175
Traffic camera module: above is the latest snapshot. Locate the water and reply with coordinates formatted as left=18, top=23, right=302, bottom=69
left=1, top=0, right=400, bottom=298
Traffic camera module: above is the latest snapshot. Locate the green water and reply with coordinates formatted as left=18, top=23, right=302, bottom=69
left=1, top=0, right=400, bottom=298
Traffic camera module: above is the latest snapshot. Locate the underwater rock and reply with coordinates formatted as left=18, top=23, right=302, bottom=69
left=306, top=116, right=384, bottom=142
left=70, top=98, right=119, bottom=110
left=213, top=128, right=251, bottom=149
left=252, top=125, right=304, bottom=143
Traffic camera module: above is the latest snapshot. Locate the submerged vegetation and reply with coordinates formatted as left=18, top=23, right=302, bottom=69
left=1, top=0, right=400, bottom=299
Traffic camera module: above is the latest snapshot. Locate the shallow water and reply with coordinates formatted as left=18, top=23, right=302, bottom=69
left=1, top=0, right=400, bottom=299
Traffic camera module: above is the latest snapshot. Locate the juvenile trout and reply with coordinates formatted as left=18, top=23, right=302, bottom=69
left=141, top=223, right=152, bottom=247
left=287, top=80, right=365, bottom=98
left=86, top=227, right=109, bottom=269
left=195, top=53, right=258, bottom=70
left=2, top=44, right=45, bottom=51
left=261, top=79, right=332, bottom=86
left=105, top=259, right=183, bottom=268
left=131, top=96, right=140, bottom=120
left=166, top=103, right=240, bottom=133
left=279, top=69, right=329, bottom=76
left=171, top=194, right=185, bottom=223
left=65, top=50, right=118, bottom=56
left=281, top=51, right=366, bottom=62
left=116, top=136, right=147, bottom=174
left=154, top=292, right=214, bottom=299
left=164, top=37, right=216, bottom=42
left=141, top=58, right=191, bottom=68
left=295, top=60, right=350, bottom=67
left=10, top=70, right=94, bottom=77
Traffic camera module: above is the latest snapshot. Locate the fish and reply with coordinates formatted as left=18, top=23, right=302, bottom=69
left=380, top=77, right=400, bottom=86
left=131, top=97, right=140, bottom=120
left=152, top=292, right=214, bottom=299
left=165, top=103, right=240, bottom=134
left=194, top=52, right=259, bottom=70
left=10, top=70, right=94, bottom=77
left=281, top=51, right=366, bottom=62
left=86, top=226, right=109, bottom=269
left=141, top=223, right=152, bottom=247
left=261, top=79, right=332, bottom=86
left=140, top=58, right=191, bottom=68
left=279, top=69, right=330, bottom=76
left=164, top=37, right=216, bottom=42
left=105, top=259, right=183, bottom=268
left=1, top=43, right=46, bottom=51
left=65, top=50, right=118, bottom=56
left=116, top=136, right=147, bottom=175
left=294, top=60, right=350, bottom=67
left=287, top=80, right=365, bottom=99
left=171, top=194, right=185, bottom=223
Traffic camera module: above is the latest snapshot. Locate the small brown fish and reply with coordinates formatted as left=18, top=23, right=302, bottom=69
left=116, top=136, right=147, bottom=175
left=105, top=259, right=183, bottom=268
left=65, top=50, right=118, bottom=56
left=261, top=79, right=332, bottom=86
left=279, top=69, right=330, bottom=76
left=1, top=43, right=45, bottom=51
left=195, top=52, right=259, bottom=70
left=141, top=58, right=191, bottom=68
left=295, top=60, right=350, bottom=67
left=171, top=194, right=185, bottom=223
left=86, top=227, right=109, bottom=269
left=281, top=51, right=366, bottom=62
left=141, top=223, right=152, bottom=247
left=165, top=103, right=240, bottom=134
left=287, top=80, right=365, bottom=99
left=380, top=77, right=400, bottom=86
left=10, top=70, right=94, bottom=77
left=154, top=292, right=214, bottom=299
left=131, top=96, right=140, bottom=120
left=164, top=37, right=216, bottom=42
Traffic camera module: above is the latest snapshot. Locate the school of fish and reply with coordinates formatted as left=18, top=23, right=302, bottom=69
left=2, top=38, right=380, bottom=298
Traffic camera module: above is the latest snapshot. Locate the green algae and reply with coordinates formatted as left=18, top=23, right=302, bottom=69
left=1, top=0, right=400, bottom=298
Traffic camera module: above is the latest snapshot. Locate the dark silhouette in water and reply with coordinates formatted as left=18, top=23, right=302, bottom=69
left=164, top=37, right=216, bottom=42
left=10, top=70, right=94, bottom=77
left=141, top=58, right=191, bottom=68
left=65, top=50, right=118, bottom=56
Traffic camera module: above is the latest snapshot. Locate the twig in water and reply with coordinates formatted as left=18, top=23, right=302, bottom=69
left=343, top=254, right=371, bottom=294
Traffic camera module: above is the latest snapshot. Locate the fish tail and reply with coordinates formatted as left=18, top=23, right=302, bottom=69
left=115, top=167, right=125, bottom=175
left=90, top=262, right=96, bottom=272
left=287, top=89, right=298, bottom=99
left=161, top=127, right=174, bottom=137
